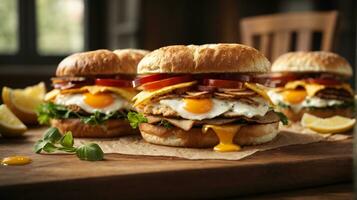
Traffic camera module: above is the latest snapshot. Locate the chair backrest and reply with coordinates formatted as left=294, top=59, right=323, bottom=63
left=240, top=11, right=338, bottom=61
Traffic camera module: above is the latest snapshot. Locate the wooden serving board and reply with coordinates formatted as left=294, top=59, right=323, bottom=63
left=0, top=128, right=352, bottom=199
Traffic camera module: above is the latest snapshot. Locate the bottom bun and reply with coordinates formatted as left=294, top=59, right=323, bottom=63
left=51, top=119, right=138, bottom=138
left=281, top=107, right=354, bottom=122
left=139, top=122, right=279, bottom=148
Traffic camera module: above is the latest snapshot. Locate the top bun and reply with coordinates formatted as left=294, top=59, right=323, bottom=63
left=56, top=49, right=149, bottom=76
left=271, top=51, right=352, bottom=77
left=137, top=44, right=270, bottom=74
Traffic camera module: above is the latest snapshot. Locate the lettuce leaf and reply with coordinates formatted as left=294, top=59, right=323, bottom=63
left=37, top=102, right=126, bottom=125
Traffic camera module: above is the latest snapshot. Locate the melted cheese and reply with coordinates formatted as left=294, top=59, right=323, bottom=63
left=244, top=83, right=274, bottom=106
left=202, top=125, right=241, bottom=152
left=133, top=81, right=197, bottom=106
left=1, top=156, right=31, bottom=166
left=285, top=80, right=353, bottom=97
left=45, top=86, right=137, bottom=102
left=44, top=89, right=60, bottom=101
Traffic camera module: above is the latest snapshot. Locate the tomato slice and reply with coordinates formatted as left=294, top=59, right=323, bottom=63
left=95, top=78, right=132, bottom=87
left=133, top=74, right=171, bottom=88
left=51, top=76, right=87, bottom=84
left=203, top=79, right=243, bottom=89
left=53, top=81, right=89, bottom=90
left=139, top=75, right=192, bottom=90
left=306, top=78, right=342, bottom=86
left=267, top=73, right=298, bottom=81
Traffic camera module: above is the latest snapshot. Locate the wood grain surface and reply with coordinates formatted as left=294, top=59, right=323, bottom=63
left=0, top=128, right=352, bottom=199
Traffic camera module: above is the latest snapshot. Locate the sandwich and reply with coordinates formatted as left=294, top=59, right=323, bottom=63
left=267, top=51, right=354, bottom=121
left=38, top=49, right=149, bottom=137
left=130, top=44, right=287, bottom=152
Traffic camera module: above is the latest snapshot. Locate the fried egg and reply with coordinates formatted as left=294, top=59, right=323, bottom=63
left=268, top=90, right=344, bottom=113
left=160, top=98, right=231, bottom=120
left=160, top=97, right=270, bottom=120
left=55, top=92, right=130, bottom=114
left=231, top=97, right=270, bottom=118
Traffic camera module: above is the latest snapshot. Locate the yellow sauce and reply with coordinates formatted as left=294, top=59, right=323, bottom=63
left=202, top=125, right=241, bottom=152
left=1, top=156, right=32, bottom=166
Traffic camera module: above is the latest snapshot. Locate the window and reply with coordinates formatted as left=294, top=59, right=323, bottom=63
left=36, top=0, right=84, bottom=55
left=0, top=0, right=18, bottom=54
left=0, top=0, right=96, bottom=65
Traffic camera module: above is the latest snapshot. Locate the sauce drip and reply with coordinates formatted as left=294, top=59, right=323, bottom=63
left=1, top=156, right=32, bottom=166
left=202, top=125, right=241, bottom=152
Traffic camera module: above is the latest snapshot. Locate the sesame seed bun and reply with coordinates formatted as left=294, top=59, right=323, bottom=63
left=139, top=122, right=279, bottom=148
left=271, top=51, right=352, bottom=77
left=137, top=44, right=270, bottom=74
left=56, top=49, right=149, bottom=76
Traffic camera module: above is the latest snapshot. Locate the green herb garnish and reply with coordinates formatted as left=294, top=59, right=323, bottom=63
left=275, top=111, right=289, bottom=125
left=158, top=120, right=173, bottom=129
left=127, top=111, right=148, bottom=128
left=76, top=143, right=104, bottom=161
left=34, top=127, right=104, bottom=161
left=37, top=102, right=126, bottom=125
left=277, top=102, right=290, bottom=109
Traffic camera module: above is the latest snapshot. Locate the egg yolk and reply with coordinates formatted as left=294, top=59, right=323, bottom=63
left=183, top=98, right=213, bottom=114
left=282, top=89, right=307, bottom=104
left=83, top=92, right=114, bottom=108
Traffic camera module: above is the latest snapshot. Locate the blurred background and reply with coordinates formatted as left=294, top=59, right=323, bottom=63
left=0, top=0, right=356, bottom=88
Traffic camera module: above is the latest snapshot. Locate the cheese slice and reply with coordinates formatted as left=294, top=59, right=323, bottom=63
left=285, top=80, right=354, bottom=97
left=244, top=83, right=274, bottom=106
left=44, top=89, right=60, bottom=101
left=83, top=86, right=137, bottom=101
left=202, top=124, right=241, bottom=152
left=46, top=86, right=137, bottom=101
left=133, top=81, right=197, bottom=107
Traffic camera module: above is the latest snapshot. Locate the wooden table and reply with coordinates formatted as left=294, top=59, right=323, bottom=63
left=0, top=128, right=353, bottom=199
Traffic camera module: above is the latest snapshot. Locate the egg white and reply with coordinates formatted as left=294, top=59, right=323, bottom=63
left=160, top=97, right=270, bottom=120
left=55, top=93, right=130, bottom=114
left=231, top=97, right=270, bottom=118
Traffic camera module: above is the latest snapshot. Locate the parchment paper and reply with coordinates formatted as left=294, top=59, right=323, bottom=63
left=75, top=122, right=350, bottom=160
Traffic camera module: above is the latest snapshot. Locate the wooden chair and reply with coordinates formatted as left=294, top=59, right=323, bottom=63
left=240, top=11, right=338, bottom=61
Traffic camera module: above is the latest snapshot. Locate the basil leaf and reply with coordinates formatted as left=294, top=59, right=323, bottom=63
left=76, top=143, right=104, bottom=161
left=127, top=112, right=148, bottom=129
left=276, top=111, right=289, bottom=125
left=42, top=142, right=58, bottom=153
left=43, top=127, right=62, bottom=143
left=60, top=131, right=74, bottom=148
left=33, top=140, right=48, bottom=153
left=34, top=128, right=104, bottom=161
